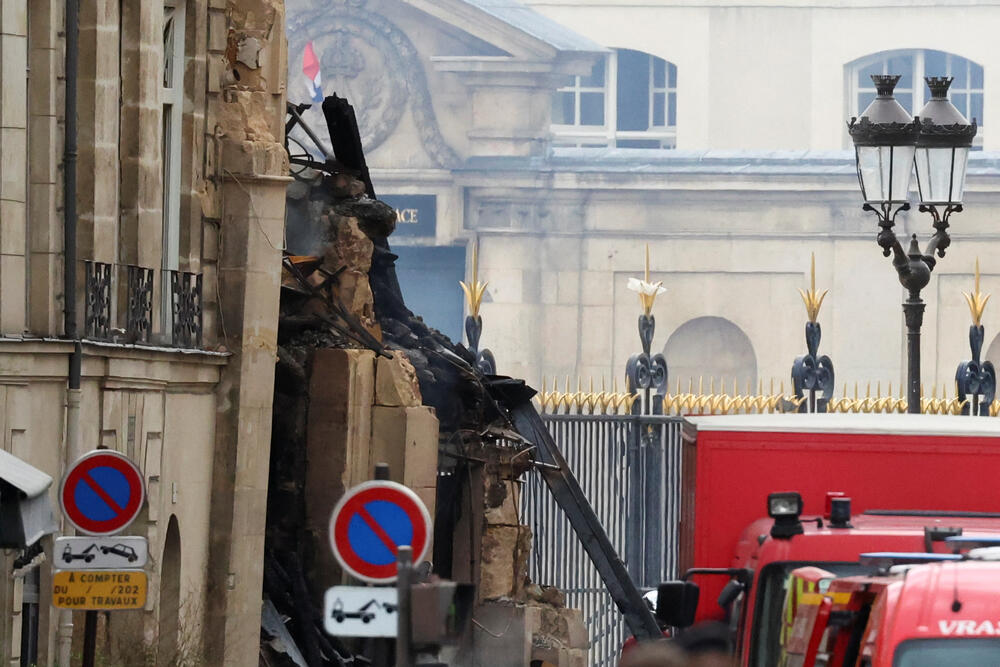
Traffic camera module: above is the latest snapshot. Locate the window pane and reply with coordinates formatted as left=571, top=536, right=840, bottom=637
left=668, top=92, right=676, bottom=126
left=617, top=139, right=661, bottom=149
left=953, top=94, right=967, bottom=118
left=888, top=55, right=913, bottom=89
left=552, top=92, right=576, bottom=125
left=895, top=92, right=912, bottom=115
left=582, top=58, right=606, bottom=87
left=668, top=63, right=677, bottom=88
left=952, top=57, right=968, bottom=88
left=971, top=64, right=984, bottom=89
left=580, top=92, right=605, bottom=126
left=970, top=94, right=983, bottom=125
left=924, top=50, right=947, bottom=78
left=857, top=92, right=876, bottom=115
left=858, top=60, right=882, bottom=86
left=617, top=49, right=650, bottom=131
left=653, top=58, right=665, bottom=88
left=652, top=92, right=665, bottom=126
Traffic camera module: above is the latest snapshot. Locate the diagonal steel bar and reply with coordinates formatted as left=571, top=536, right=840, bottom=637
left=503, top=396, right=661, bottom=640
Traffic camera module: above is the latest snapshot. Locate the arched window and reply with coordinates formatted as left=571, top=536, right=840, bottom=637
left=552, top=49, right=677, bottom=149
left=848, top=50, right=983, bottom=147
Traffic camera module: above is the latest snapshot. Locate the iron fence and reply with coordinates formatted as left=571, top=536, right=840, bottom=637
left=522, top=413, right=683, bottom=666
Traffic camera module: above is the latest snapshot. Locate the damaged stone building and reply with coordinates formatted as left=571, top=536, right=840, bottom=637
left=268, top=99, right=589, bottom=664
left=0, top=0, right=288, bottom=663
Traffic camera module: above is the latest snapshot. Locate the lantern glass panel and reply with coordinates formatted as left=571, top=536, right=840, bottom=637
left=914, top=146, right=969, bottom=205
left=857, top=144, right=915, bottom=204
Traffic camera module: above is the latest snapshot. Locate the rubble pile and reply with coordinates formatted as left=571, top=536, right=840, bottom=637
left=284, top=168, right=489, bottom=433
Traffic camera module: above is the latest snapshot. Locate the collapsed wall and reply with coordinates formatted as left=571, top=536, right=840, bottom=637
left=263, top=153, right=587, bottom=664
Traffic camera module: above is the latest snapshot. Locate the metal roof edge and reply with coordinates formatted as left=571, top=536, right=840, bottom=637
left=683, top=413, right=1000, bottom=438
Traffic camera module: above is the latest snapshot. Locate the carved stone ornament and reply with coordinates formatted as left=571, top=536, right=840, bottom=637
left=287, top=3, right=460, bottom=166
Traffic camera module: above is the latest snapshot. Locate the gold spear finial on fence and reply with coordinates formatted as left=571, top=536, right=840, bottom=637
left=460, top=240, right=489, bottom=318
left=798, top=253, right=828, bottom=323
left=963, top=258, right=991, bottom=326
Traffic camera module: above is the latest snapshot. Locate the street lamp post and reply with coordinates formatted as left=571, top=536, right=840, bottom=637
left=848, top=75, right=977, bottom=413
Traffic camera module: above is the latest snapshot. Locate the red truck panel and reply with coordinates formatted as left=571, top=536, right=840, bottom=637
left=680, top=415, right=1000, bottom=619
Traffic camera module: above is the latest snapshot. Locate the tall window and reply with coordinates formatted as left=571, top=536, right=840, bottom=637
left=162, top=1, right=185, bottom=330
left=848, top=50, right=983, bottom=147
left=552, top=49, right=677, bottom=149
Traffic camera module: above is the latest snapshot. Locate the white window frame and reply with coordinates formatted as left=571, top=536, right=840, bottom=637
left=848, top=49, right=983, bottom=148
left=161, top=0, right=185, bottom=333
left=552, top=50, right=677, bottom=149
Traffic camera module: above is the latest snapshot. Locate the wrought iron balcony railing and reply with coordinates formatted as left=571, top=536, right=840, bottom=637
left=82, top=261, right=202, bottom=349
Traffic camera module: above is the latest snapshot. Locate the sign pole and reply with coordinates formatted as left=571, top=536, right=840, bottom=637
left=395, top=546, right=412, bottom=667
left=82, top=609, right=97, bottom=667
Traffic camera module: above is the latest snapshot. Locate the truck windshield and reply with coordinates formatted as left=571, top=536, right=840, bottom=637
left=894, top=638, right=1000, bottom=665
left=750, top=561, right=875, bottom=667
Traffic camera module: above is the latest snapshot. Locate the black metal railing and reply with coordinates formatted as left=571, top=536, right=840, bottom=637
left=126, top=265, right=154, bottom=343
left=84, top=261, right=112, bottom=340
left=82, top=261, right=202, bottom=348
left=170, top=270, right=203, bottom=349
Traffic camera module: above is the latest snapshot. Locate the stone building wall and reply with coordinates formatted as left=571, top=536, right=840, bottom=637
left=0, top=0, right=290, bottom=664
left=290, top=0, right=1000, bottom=402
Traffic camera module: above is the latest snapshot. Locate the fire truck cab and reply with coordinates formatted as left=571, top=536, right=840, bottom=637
left=780, top=554, right=1000, bottom=666
left=654, top=414, right=1000, bottom=667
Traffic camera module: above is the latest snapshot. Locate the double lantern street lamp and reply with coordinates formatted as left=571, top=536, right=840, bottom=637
left=848, top=75, right=978, bottom=414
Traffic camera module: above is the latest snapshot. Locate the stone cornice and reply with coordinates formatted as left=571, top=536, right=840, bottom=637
left=0, top=338, right=227, bottom=390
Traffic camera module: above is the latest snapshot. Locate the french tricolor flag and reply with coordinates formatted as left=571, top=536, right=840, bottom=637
left=302, top=42, right=323, bottom=103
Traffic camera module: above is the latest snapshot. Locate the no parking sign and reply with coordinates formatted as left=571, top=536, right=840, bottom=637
left=60, top=450, right=145, bottom=536
left=329, top=481, right=432, bottom=584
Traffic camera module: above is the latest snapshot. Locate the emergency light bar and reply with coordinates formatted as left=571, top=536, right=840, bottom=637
left=945, top=535, right=1000, bottom=549
left=859, top=552, right=964, bottom=567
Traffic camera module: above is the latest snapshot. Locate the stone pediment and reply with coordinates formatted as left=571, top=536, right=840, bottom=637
left=403, top=0, right=605, bottom=61
left=286, top=0, right=605, bottom=165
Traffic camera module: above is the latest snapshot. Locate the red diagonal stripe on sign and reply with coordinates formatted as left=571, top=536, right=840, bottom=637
left=357, top=505, right=398, bottom=557
left=83, top=473, right=125, bottom=514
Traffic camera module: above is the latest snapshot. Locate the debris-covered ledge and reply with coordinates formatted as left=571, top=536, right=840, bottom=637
left=263, top=97, right=586, bottom=666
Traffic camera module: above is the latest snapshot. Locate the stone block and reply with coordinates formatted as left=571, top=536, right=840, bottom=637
left=402, top=406, right=438, bottom=489
left=483, top=478, right=520, bottom=527
left=479, top=525, right=529, bottom=600
left=0, top=128, right=26, bottom=202
left=370, top=405, right=406, bottom=482
left=470, top=602, right=534, bottom=667
left=309, top=348, right=375, bottom=490
left=0, top=254, right=25, bottom=332
left=1, top=35, right=27, bottom=128
left=0, top=200, right=25, bottom=254
left=375, top=353, right=421, bottom=407
left=208, top=11, right=227, bottom=53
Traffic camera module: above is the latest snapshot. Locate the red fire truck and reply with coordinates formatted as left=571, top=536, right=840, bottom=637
left=651, top=413, right=1000, bottom=666
left=780, top=551, right=1000, bottom=666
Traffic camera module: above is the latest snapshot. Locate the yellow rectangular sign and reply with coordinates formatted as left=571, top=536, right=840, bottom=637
left=52, top=570, right=147, bottom=610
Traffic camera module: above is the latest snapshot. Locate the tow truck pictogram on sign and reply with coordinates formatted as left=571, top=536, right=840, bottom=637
left=54, top=536, right=148, bottom=569
left=323, top=586, right=398, bottom=637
